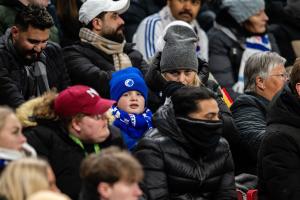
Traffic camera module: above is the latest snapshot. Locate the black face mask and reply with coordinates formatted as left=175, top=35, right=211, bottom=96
left=176, top=117, right=223, bottom=152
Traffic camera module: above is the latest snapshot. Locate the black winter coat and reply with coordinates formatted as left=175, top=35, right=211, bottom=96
left=145, top=58, right=240, bottom=170
left=258, top=85, right=300, bottom=200
left=0, top=31, right=70, bottom=108
left=134, top=102, right=237, bottom=200
left=208, top=10, right=279, bottom=100
left=24, top=120, right=125, bottom=200
left=230, top=93, right=269, bottom=175
left=63, top=42, right=149, bottom=98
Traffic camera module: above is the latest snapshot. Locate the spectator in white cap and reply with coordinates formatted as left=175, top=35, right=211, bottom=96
left=63, top=0, right=148, bottom=99
left=208, top=0, right=280, bottom=100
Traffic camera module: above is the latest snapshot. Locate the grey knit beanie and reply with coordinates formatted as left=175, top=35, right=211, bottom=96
left=222, top=0, right=265, bottom=23
left=160, top=25, right=199, bottom=73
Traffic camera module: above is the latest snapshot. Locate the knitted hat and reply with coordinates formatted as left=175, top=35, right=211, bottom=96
left=160, top=23, right=199, bottom=73
left=222, top=0, right=265, bottom=23
left=156, top=20, right=194, bottom=52
left=110, top=67, right=148, bottom=102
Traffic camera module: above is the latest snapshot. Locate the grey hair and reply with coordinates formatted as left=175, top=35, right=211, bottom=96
left=244, top=52, right=286, bottom=92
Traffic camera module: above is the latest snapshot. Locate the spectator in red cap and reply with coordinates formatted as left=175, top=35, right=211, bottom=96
left=18, top=85, right=125, bottom=200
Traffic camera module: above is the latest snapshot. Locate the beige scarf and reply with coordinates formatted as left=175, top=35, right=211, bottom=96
left=79, top=28, right=132, bottom=70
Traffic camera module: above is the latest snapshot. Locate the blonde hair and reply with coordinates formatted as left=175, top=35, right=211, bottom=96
left=27, top=191, right=70, bottom=200
left=0, top=158, right=50, bottom=200
left=0, top=106, right=14, bottom=131
left=162, top=71, right=201, bottom=87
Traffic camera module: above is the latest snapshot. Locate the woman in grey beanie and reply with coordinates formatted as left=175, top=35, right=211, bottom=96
left=145, top=21, right=210, bottom=112
left=208, top=0, right=280, bottom=100
left=144, top=21, right=240, bottom=175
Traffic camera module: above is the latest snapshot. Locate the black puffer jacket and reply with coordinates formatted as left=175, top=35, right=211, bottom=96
left=24, top=120, right=125, bottom=200
left=230, top=92, right=270, bottom=175
left=134, top=102, right=237, bottom=200
left=0, top=30, right=70, bottom=108
left=145, top=55, right=240, bottom=169
left=258, top=84, right=300, bottom=200
left=63, top=42, right=149, bottom=98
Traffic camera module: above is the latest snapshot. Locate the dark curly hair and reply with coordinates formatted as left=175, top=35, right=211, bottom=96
left=14, top=5, right=54, bottom=31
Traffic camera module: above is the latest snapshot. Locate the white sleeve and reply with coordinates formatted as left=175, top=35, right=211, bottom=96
left=132, top=15, right=163, bottom=63
left=198, top=29, right=209, bottom=62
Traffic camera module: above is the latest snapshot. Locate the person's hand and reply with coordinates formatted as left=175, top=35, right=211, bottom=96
left=149, top=52, right=162, bottom=70
left=198, top=58, right=209, bottom=84
left=163, top=81, right=185, bottom=98
left=145, top=52, right=168, bottom=92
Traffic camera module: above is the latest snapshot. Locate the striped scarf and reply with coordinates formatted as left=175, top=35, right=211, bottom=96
left=112, top=105, right=153, bottom=150
left=79, top=28, right=132, bottom=70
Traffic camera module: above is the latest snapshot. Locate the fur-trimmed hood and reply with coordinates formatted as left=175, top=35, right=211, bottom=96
left=16, top=90, right=116, bottom=128
left=16, top=91, right=58, bottom=128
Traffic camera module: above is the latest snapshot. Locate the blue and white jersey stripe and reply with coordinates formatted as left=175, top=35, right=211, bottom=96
left=144, top=15, right=161, bottom=59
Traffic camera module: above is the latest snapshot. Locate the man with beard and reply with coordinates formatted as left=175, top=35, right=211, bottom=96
left=134, top=86, right=236, bottom=200
left=132, top=0, right=208, bottom=62
left=63, top=0, right=148, bottom=99
left=0, top=5, right=69, bottom=108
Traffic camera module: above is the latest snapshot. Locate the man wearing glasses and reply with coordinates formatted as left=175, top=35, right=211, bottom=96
left=230, top=52, right=288, bottom=175
left=258, top=58, right=300, bottom=200
left=23, top=85, right=125, bottom=200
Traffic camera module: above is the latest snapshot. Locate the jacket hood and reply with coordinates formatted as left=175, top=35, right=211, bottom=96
left=267, top=84, right=300, bottom=128
left=0, top=0, right=24, bottom=7
left=152, top=99, right=189, bottom=145
left=0, top=28, right=10, bottom=50
left=16, top=91, right=58, bottom=128
left=216, top=9, right=242, bottom=32
left=0, top=29, right=27, bottom=64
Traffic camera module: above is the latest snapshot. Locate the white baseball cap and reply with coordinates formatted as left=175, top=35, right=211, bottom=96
left=79, top=0, right=130, bottom=25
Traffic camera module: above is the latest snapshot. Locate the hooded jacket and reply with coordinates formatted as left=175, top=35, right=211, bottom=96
left=134, top=101, right=236, bottom=200
left=16, top=94, right=125, bottom=200
left=0, top=30, right=70, bottom=108
left=258, top=84, right=300, bottom=200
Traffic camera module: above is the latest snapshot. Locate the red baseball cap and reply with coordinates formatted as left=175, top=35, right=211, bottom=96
left=54, top=85, right=115, bottom=117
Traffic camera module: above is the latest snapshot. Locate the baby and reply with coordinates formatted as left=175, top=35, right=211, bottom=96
left=110, top=67, right=152, bottom=150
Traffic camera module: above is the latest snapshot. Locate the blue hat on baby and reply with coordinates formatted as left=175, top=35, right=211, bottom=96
left=110, top=67, right=148, bottom=102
